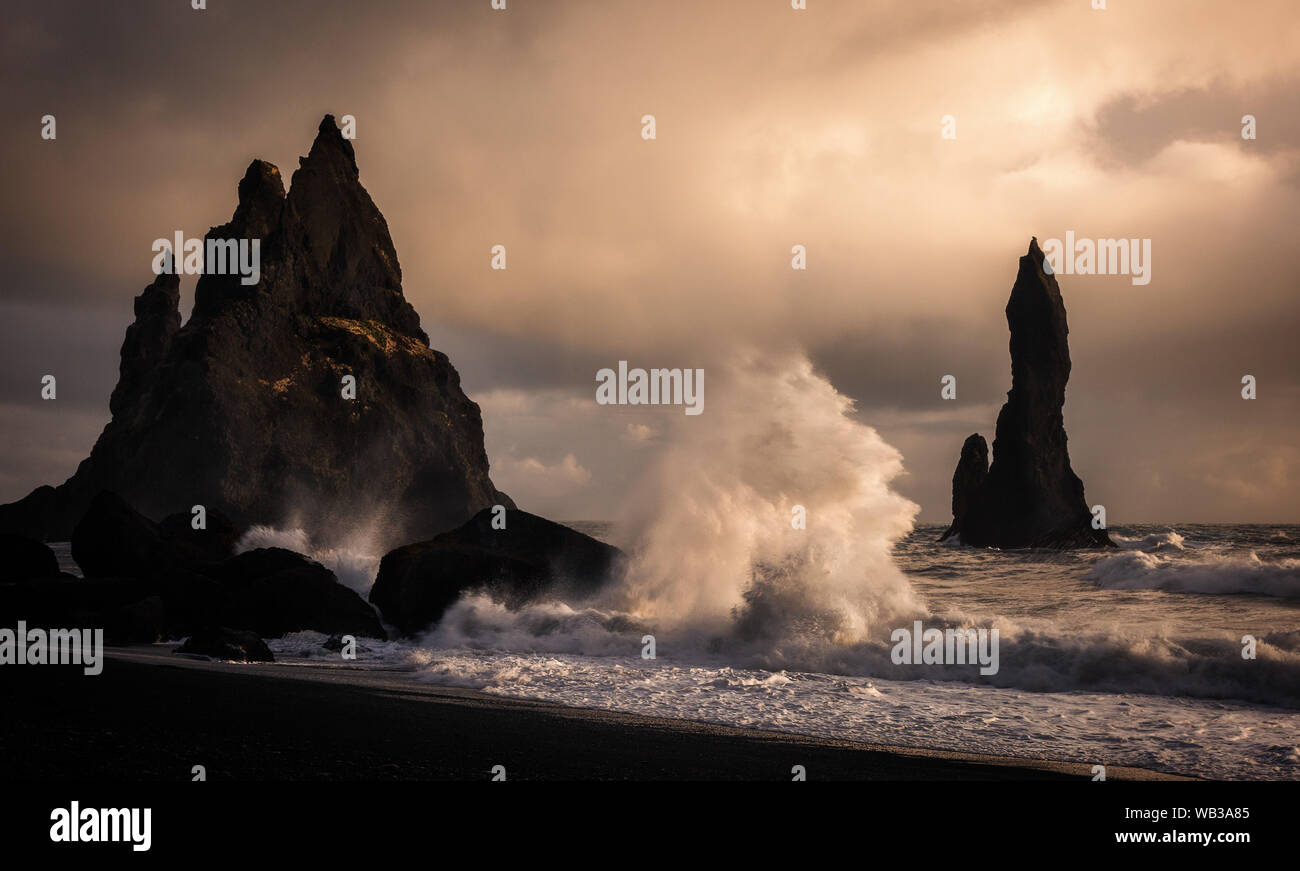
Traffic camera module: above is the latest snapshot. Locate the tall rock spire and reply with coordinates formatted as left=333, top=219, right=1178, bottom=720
left=941, top=238, right=1112, bottom=548
left=1, top=116, right=511, bottom=548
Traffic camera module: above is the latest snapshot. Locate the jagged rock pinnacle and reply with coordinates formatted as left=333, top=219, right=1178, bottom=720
left=0, top=117, right=512, bottom=547
left=940, top=238, right=1112, bottom=548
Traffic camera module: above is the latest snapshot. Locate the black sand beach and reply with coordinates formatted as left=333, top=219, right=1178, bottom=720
left=0, top=648, right=1186, bottom=781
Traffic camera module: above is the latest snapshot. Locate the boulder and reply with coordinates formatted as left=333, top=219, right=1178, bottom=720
left=72, top=491, right=239, bottom=578
left=0, top=533, right=61, bottom=581
left=147, top=569, right=231, bottom=635
left=0, top=486, right=55, bottom=542
left=371, top=508, right=626, bottom=635
left=71, top=491, right=167, bottom=579
left=0, top=577, right=154, bottom=631
left=63, top=492, right=383, bottom=640
left=176, top=627, right=274, bottom=663
left=106, top=595, right=169, bottom=645
left=206, top=548, right=385, bottom=639
left=159, top=507, right=240, bottom=564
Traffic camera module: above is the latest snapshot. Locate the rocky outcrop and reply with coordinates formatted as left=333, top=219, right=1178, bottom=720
left=71, top=491, right=170, bottom=579
left=0, top=486, right=56, bottom=543
left=2, top=489, right=385, bottom=640
left=159, top=508, right=242, bottom=565
left=68, top=491, right=243, bottom=579
left=0, top=116, right=510, bottom=550
left=0, top=577, right=158, bottom=644
left=177, top=627, right=274, bottom=663
left=940, top=238, right=1112, bottom=549
left=949, top=434, right=989, bottom=527
left=0, top=534, right=61, bottom=581
left=370, top=508, right=626, bottom=635
left=203, top=547, right=385, bottom=639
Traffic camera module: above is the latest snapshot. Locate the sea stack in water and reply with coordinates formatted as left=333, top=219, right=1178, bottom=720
left=0, top=116, right=510, bottom=550
left=940, top=238, right=1112, bottom=549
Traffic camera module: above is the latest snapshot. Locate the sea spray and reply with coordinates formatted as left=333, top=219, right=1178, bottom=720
left=605, top=349, right=924, bottom=654
left=235, top=352, right=1300, bottom=711
left=240, top=350, right=926, bottom=663
left=423, top=350, right=989, bottom=674
left=1088, top=548, right=1300, bottom=597
left=235, top=524, right=382, bottom=596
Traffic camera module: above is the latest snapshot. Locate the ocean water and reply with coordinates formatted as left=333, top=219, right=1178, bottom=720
left=264, top=521, right=1300, bottom=781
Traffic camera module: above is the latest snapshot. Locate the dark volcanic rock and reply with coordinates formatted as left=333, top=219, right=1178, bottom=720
left=940, top=239, right=1112, bottom=549
left=371, top=508, right=627, bottom=636
left=148, top=570, right=229, bottom=634
left=71, top=491, right=168, bottom=579
left=159, top=507, right=241, bottom=565
left=108, top=595, right=169, bottom=644
left=205, top=548, right=385, bottom=639
left=949, top=434, right=989, bottom=526
left=177, top=627, right=274, bottom=663
left=110, top=272, right=181, bottom=417
left=0, top=577, right=153, bottom=635
left=61, top=491, right=383, bottom=639
left=1, top=115, right=510, bottom=549
left=0, top=486, right=56, bottom=542
left=0, top=534, right=61, bottom=581
left=73, top=491, right=238, bottom=579
left=0, top=572, right=197, bottom=645
left=70, top=492, right=231, bottom=634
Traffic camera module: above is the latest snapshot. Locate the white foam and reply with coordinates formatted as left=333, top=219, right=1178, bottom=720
left=1089, top=550, right=1300, bottom=598
left=387, top=644, right=1300, bottom=781
left=1112, top=530, right=1186, bottom=552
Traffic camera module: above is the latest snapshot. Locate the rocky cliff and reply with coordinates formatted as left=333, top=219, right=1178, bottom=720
left=940, top=238, right=1112, bottom=549
left=0, top=116, right=511, bottom=549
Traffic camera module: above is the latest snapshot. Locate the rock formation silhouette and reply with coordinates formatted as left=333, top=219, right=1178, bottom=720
left=0, top=116, right=511, bottom=550
left=940, top=238, right=1112, bottom=549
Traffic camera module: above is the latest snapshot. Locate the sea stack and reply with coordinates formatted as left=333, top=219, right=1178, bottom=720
left=940, top=238, right=1112, bottom=549
left=0, top=116, right=511, bottom=550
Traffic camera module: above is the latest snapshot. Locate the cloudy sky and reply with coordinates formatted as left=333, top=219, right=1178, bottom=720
left=2, top=0, right=1297, bottom=523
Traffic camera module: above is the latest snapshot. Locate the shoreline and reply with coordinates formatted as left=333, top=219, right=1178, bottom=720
left=0, top=646, right=1189, bottom=781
